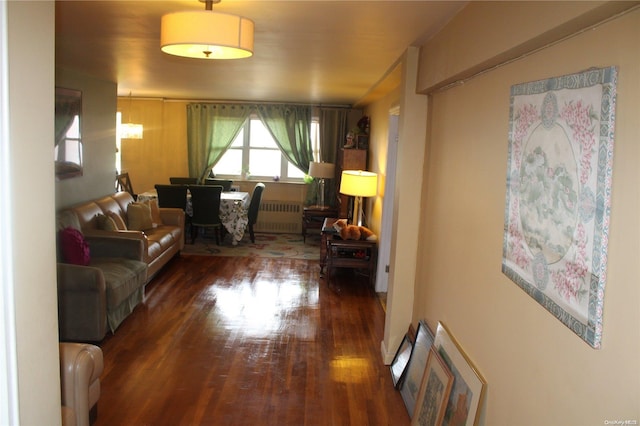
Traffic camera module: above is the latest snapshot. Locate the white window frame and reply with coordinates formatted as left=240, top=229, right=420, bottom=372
left=213, top=113, right=319, bottom=182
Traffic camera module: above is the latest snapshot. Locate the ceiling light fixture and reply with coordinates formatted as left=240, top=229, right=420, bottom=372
left=160, top=0, right=254, bottom=60
left=120, top=92, right=143, bottom=140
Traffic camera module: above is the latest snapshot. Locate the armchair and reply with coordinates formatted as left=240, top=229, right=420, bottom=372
left=60, top=342, right=103, bottom=426
left=57, top=235, right=147, bottom=341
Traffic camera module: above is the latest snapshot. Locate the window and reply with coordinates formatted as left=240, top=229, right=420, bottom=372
left=116, top=112, right=123, bottom=173
left=53, top=114, right=83, bottom=180
left=213, top=115, right=318, bottom=181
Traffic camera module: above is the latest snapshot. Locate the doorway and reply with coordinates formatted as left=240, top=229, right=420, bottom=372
left=375, top=107, right=399, bottom=292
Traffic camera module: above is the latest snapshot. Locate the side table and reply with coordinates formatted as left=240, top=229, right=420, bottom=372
left=302, top=206, right=338, bottom=242
left=321, top=218, right=377, bottom=290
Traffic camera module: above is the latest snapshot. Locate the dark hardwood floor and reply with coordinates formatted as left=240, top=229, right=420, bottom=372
left=94, top=254, right=410, bottom=425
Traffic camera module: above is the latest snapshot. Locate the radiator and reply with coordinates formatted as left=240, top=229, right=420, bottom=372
left=255, top=200, right=303, bottom=234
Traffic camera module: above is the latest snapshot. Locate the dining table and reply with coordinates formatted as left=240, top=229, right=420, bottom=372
left=137, top=189, right=251, bottom=245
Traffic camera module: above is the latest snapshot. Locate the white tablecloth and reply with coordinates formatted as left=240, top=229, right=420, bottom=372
left=138, top=189, right=250, bottom=244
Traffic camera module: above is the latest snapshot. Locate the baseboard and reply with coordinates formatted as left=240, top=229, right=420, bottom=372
left=380, top=339, right=395, bottom=365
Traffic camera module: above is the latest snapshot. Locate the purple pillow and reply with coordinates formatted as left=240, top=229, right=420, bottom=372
left=59, top=227, right=90, bottom=266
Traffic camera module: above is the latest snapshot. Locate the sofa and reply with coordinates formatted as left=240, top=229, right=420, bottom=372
left=60, top=342, right=103, bottom=426
left=56, top=191, right=185, bottom=340
left=60, top=191, right=185, bottom=279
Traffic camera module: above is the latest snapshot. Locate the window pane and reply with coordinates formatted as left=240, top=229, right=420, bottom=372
left=67, top=115, right=80, bottom=138
left=288, top=162, right=305, bottom=178
left=249, top=119, right=278, bottom=148
left=249, top=149, right=281, bottom=176
left=214, top=149, right=243, bottom=175
left=230, top=128, right=244, bottom=147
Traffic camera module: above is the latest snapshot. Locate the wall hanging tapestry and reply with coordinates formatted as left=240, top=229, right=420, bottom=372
left=502, top=66, right=617, bottom=349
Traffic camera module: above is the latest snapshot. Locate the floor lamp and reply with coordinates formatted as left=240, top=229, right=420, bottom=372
left=309, top=161, right=335, bottom=209
left=339, top=170, right=378, bottom=226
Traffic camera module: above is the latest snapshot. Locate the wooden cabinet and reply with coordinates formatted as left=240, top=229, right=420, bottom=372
left=336, top=148, right=367, bottom=219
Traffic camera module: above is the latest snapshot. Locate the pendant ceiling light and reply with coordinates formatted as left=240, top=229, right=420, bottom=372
left=160, top=0, right=254, bottom=60
left=120, top=92, right=143, bottom=140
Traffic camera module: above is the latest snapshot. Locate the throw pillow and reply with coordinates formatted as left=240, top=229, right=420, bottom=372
left=127, top=202, right=154, bottom=231
left=56, top=210, right=81, bottom=232
left=59, top=227, right=90, bottom=266
left=144, top=199, right=162, bottom=227
left=95, top=213, right=118, bottom=231
left=107, top=211, right=127, bottom=231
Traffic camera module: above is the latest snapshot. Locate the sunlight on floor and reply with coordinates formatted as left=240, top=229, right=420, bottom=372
left=207, top=280, right=320, bottom=340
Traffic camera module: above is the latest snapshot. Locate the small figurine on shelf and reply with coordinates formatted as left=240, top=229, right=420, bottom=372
left=345, top=131, right=356, bottom=148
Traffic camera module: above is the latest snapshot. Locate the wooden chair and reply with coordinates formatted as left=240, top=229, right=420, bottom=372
left=247, top=183, right=265, bottom=243
left=189, top=185, right=223, bottom=245
left=169, top=177, right=199, bottom=185
left=115, top=172, right=136, bottom=198
left=204, top=178, right=233, bottom=192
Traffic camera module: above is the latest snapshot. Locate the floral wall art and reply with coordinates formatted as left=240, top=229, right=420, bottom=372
left=502, top=67, right=617, bottom=348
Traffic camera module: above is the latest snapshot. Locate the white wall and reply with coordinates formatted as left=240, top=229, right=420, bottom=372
left=414, top=4, right=639, bottom=424
left=7, top=1, right=61, bottom=424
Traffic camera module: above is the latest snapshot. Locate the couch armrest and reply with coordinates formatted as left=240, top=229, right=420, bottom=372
left=57, top=263, right=108, bottom=342
left=83, top=230, right=149, bottom=255
left=159, top=207, right=185, bottom=227
left=59, top=342, right=103, bottom=426
left=84, top=235, right=144, bottom=261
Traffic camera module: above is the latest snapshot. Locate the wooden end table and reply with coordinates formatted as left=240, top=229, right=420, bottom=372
left=321, top=218, right=377, bottom=290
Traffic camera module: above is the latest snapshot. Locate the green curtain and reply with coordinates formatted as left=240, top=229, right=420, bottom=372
left=255, top=104, right=313, bottom=174
left=187, top=103, right=252, bottom=181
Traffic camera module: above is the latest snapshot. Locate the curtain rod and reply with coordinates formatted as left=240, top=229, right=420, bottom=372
left=118, top=96, right=356, bottom=109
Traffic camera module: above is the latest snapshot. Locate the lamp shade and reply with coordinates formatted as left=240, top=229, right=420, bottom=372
left=339, top=170, right=378, bottom=197
left=160, top=10, right=254, bottom=59
left=308, top=162, right=335, bottom=179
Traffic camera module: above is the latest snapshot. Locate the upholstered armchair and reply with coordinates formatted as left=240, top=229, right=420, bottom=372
left=60, top=342, right=103, bottom=426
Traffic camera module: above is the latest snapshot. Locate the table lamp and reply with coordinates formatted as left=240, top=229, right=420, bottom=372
left=309, top=161, right=335, bottom=209
left=339, top=170, right=378, bottom=226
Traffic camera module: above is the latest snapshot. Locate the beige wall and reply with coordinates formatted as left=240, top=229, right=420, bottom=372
left=117, top=98, right=311, bottom=202
left=118, top=99, right=189, bottom=194
left=7, top=1, right=61, bottom=424
left=56, top=69, right=118, bottom=208
left=413, top=4, right=639, bottom=424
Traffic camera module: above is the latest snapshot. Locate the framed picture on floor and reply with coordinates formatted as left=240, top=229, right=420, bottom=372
left=433, top=322, right=486, bottom=426
left=412, top=347, right=453, bottom=426
left=400, top=320, right=435, bottom=416
left=390, top=334, right=414, bottom=389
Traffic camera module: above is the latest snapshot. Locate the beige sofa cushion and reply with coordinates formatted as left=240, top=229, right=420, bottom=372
left=127, top=202, right=154, bottom=231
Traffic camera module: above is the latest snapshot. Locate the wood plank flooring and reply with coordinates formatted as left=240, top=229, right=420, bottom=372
left=94, top=255, right=410, bottom=425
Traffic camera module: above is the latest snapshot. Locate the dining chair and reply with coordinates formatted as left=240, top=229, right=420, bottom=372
left=154, top=184, right=188, bottom=209
left=189, top=184, right=223, bottom=245
left=247, top=183, right=265, bottom=243
left=204, top=178, right=233, bottom=192
left=115, top=172, right=136, bottom=198
left=169, top=177, right=199, bottom=185
left=155, top=184, right=190, bottom=243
